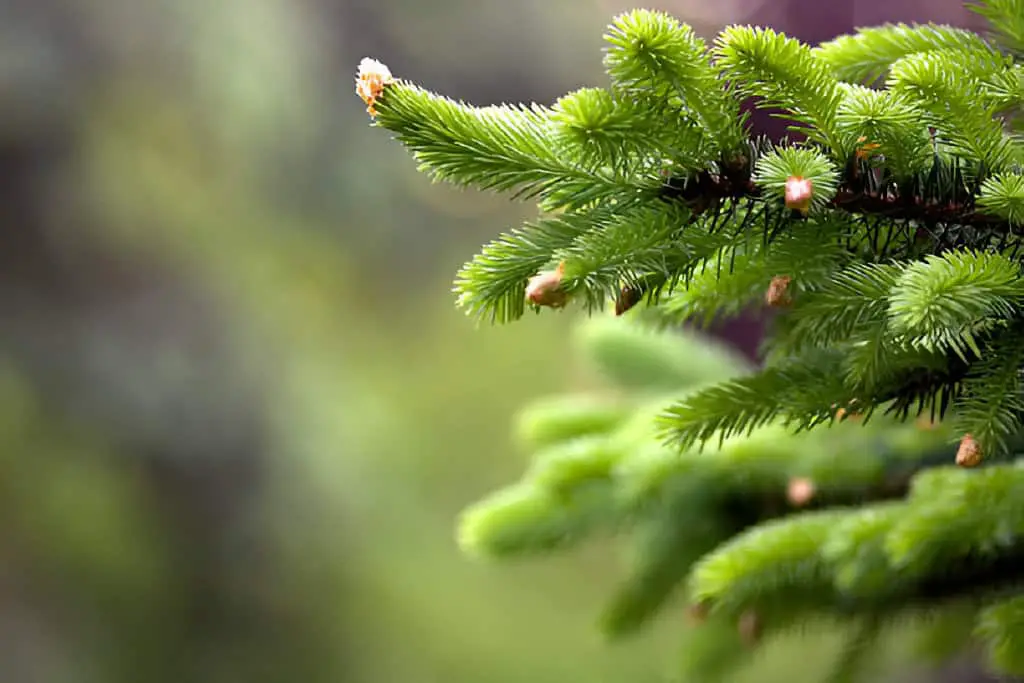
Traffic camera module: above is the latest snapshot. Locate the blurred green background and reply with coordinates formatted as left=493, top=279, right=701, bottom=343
left=0, top=1, right=974, bottom=682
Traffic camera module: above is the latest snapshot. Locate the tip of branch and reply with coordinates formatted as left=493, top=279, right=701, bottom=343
left=356, top=57, right=394, bottom=117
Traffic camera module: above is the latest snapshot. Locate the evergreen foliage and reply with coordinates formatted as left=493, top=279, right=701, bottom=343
left=357, top=1, right=1024, bottom=679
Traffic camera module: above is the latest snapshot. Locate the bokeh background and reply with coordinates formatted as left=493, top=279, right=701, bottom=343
left=0, top=1, right=992, bottom=682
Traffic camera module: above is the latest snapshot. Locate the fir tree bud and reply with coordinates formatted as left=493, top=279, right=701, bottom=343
left=765, top=275, right=792, bottom=307
left=787, top=477, right=815, bottom=507
left=834, top=407, right=862, bottom=422
left=832, top=401, right=861, bottom=422
left=526, top=262, right=568, bottom=308
left=686, top=601, right=709, bottom=625
left=855, top=136, right=881, bottom=161
left=738, top=610, right=762, bottom=646
left=615, top=283, right=644, bottom=316
left=784, top=176, right=813, bottom=216
left=355, top=57, right=394, bottom=117
left=956, top=433, right=982, bottom=468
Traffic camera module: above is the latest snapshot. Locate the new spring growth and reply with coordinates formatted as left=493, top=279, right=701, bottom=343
left=356, top=57, right=393, bottom=117
left=784, top=176, right=813, bottom=215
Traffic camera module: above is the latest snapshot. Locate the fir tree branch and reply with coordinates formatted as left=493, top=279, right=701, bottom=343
left=887, top=51, right=1023, bottom=170
left=970, top=0, right=1024, bottom=56
left=555, top=202, right=719, bottom=313
left=599, top=491, right=726, bottom=637
left=657, top=351, right=853, bottom=450
left=713, top=26, right=845, bottom=153
left=834, top=85, right=934, bottom=180
left=767, top=261, right=901, bottom=356
left=658, top=220, right=850, bottom=327
left=814, top=23, right=999, bottom=85
left=976, top=594, right=1024, bottom=675
left=691, top=463, right=1024, bottom=628
left=825, top=616, right=884, bottom=683
left=658, top=144, right=1021, bottom=238
left=551, top=87, right=711, bottom=175
left=887, top=251, right=1024, bottom=357
left=373, top=83, right=657, bottom=211
left=451, top=205, right=601, bottom=323
left=950, top=322, right=1024, bottom=457
left=979, top=171, right=1024, bottom=225
left=456, top=480, right=618, bottom=558
left=359, top=8, right=1024, bottom=676
left=602, top=10, right=747, bottom=154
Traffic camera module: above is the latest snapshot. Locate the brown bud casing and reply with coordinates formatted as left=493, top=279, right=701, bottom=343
left=738, top=610, right=762, bottom=646
left=956, top=433, right=982, bottom=468
left=526, top=262, right=568, bottom=308
left=615, top=284, right=645, bottom=316
left=787, top=477, right=815, bottom=507
left=686, top=601, right=709, bottom=625
left=765, top=275, right=793, bottom=307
